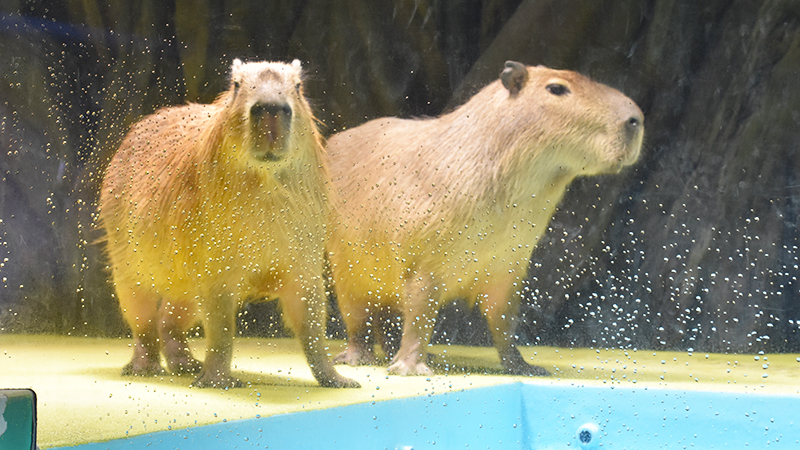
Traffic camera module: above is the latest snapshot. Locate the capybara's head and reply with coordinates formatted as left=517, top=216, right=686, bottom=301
left=227, top=58, right=307, bottom=163
left=499, top=61, right=644, bottom=175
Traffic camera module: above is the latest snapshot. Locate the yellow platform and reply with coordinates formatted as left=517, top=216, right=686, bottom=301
left=0, top=334, right=797, bottom=448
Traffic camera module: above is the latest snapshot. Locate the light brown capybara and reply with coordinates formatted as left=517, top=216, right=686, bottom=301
left=100, top=59, right=359, bottom=388
left=326, top=61, right=644, bottom=376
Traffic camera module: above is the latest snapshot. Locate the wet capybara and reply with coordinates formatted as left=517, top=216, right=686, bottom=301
left=100, top=59, right=358, bottom=388
left=326, top=61, right=644, bottom=375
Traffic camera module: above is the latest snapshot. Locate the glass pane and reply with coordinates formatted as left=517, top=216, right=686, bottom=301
left=1, top=1, right=798, bottom=449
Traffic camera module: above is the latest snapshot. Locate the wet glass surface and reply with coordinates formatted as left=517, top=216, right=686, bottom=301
left=1, top=1, right=799, bottom=448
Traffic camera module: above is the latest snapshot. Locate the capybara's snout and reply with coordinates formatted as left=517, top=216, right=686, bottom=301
left=250, top=101, right=293, bottom=160
left=616, top=102, right=644, bottom=167
left=623, top=105, right=644, bottom=143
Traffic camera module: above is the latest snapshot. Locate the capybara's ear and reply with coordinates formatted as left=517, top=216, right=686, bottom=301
left=231, top=58, right=244, bottom=75
left=501, top=61, right=529, bottom=96
left=231, top=59, right=244, bottom=89
left=291, top=59, right=303, bottom=93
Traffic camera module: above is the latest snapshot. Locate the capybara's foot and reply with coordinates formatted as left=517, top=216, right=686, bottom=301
left=500, top=353, right=550, bottom=377
left=161, top=328, right=202, bottom=375
left=388, top=342, right=431, bottom=375
left=505, top=362, right=550, bottom=377
left=191, top=371, right=243, bottom=389
left=333, top=347, right=378, bottom=366
left=166, top=357, right=202, bottom=375
left=121, top=359, right=164, bottom=377
left=317, top=372, right=361, bottom=389
left=387, top=359, right=432, bottom=376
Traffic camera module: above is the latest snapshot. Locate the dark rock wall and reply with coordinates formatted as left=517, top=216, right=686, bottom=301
left=519, top=1, right=800, bottom=353
left=1, top=0, right=799, bottom=353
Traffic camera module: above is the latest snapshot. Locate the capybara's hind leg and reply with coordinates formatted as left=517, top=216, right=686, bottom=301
left=192, top=292, right=241, bottom=388
left=281, top=280, right=360, bottom=388
left=376, top=306, right=402, bottom=361
left=333, top=326, right=378, bottom=366
left=118, top=289, right=164, bottom=376
left=332, top=296, right=379, bottom=366
left=159, top=300, right=202, bottom=375
left=480, top=282, right=549, bottom=377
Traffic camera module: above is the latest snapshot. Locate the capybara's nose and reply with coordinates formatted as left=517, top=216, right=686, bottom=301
left=250, top=102, right=292, bottom=120
left=624, top=109, right=644, bottom=142
left=626, top=115, right=641, bottom=132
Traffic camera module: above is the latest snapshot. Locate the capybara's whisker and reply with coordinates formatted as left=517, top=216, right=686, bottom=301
left=326, top=60, right=644, bottom=376
left=99, top=58, right=359, bottom=389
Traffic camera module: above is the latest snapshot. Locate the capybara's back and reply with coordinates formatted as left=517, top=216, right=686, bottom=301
left=100, top=59, right=357, bottom=388
left=327, top=61, right=644, bottom=375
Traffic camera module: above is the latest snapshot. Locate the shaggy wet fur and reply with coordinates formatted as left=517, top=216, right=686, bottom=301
left=100, top=59, right=358, bottom=388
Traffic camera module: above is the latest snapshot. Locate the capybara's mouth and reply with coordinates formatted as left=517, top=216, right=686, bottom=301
left=623, top=147, right=641, bottom=166
left=619, top=139, right=643, bottom=169
left=250, top=126, right=289, bottom=162
left=615, top=142, right=641, bottom=168
left=256, top=149, right=285, bottom=162
left=607, top=146, right=641, bottom=173
left=251, top=130, right=289, bottom=161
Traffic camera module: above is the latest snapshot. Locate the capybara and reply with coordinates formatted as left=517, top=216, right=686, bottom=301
left=100, top=59, right=358, bottom=388
left=326, top=61, right=644, bottom=375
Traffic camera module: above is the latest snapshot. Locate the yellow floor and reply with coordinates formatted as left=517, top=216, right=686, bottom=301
left=1, top=334, right=798, bottom=448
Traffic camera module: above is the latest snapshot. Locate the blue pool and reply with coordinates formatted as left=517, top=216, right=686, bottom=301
left=56, top=382, right=798, bottom=449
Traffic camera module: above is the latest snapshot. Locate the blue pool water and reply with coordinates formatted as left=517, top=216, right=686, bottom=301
left=59, top=382, right=799, bottom=449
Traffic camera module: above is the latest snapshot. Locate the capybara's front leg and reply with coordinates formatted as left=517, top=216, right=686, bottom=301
left=193, top=293, right=242, bottom=388
left=481, top=282, right=549, bottom=377
left=376, top=306, right=402, bottom=361
left=118, top=289, right=164, bottom=376
left=388, top=274, right=436, bottom=375
left=281, top=281, right=360, bottom=388
left=159, top=300, right=202, bottom=375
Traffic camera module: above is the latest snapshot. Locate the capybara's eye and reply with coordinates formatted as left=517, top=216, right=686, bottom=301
left=546, top=83, right=570, bottom=96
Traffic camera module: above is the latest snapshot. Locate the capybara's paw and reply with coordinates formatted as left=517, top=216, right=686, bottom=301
left=121, top=359, right=164, bottom=377
left=387, top=360, right=432, bottom=376
left=191, top=371, right=243, bottom=389
left=521, top=364, right=550, bottom=377
left=318, top=373, right=361, bottom=389
left=333, top=348, right=377, bottom=366
left=166, top=357, right=202, bottom=375
left=503, top=361, right=550, bottom=377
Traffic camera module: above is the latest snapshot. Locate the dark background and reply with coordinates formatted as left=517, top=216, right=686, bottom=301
left=1, top=0, right=799, bottom=354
